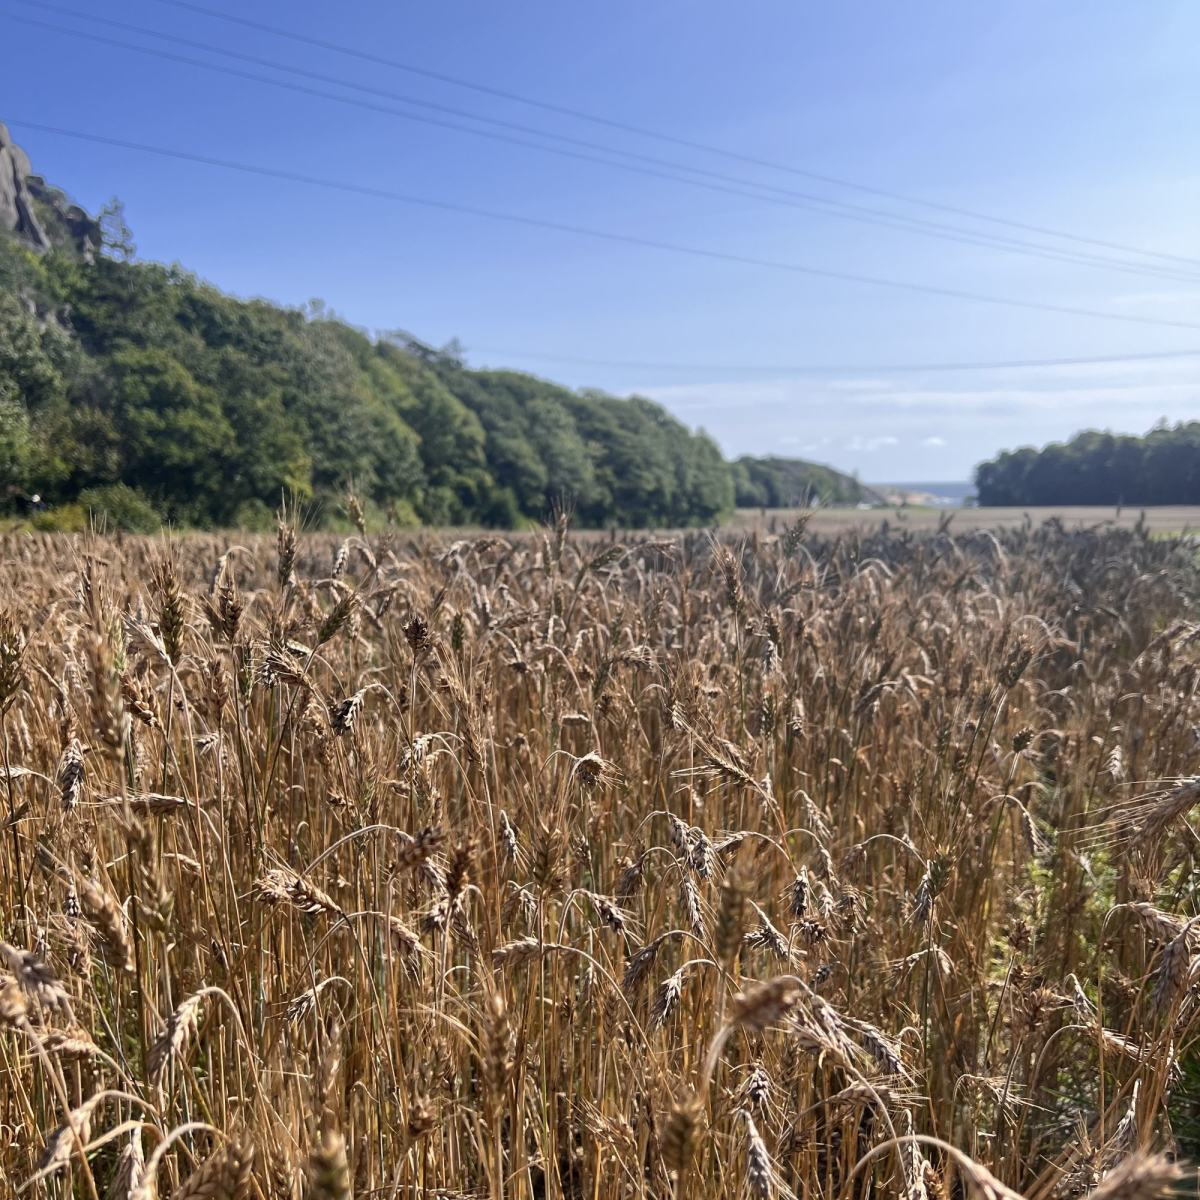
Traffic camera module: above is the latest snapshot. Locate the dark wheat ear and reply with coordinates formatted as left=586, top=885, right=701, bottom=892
left=393, top=826, right=444, bottom=871
left=744, top=902, right=790, bottom=961
left=715, top=865, right=751, bottom=971
left=107, top=1130, right=145, bottom=1200
left=731, top=977, right=803, bottom=1032
left=276, top=513, right=297, bottom=589
left=173, top=1136, right=256, bottom=1200
left=307, top=1129, right=352, bottom=1200
left=482, top=990, right=515, bottom=1104
left=56, top=736, right=84, bottom=812
left=1086, top=1152, right=1183, bottom=1200
left=252, top=867, right=345, bottom=921
left=742, top=1108, right=790, bottom=1200
left=329, top=688, right=366, bottom=736
left=649, top=968, right=684, bottom=1029
left=680, top=876, right=706, bottom=940
left=1110, top=777, right=1200, bottom=845
left=492, top=936, right=544, bottom=967
left=0, top=943, right=71, bottom=1014
left=36, top=1091, right=107, bottom=1175
left=147, top=989, right=206, bottom=1083
left=661, top=1090, right=702, bottom=1184
left=623, top=931, right=673, bottom=994
left=77, top=875, right=134, bottom=974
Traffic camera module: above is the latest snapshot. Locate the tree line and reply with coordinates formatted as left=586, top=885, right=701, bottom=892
left=974, top=422, right=1200, bottom=506
left=0, top=224, right=873, bottom=531
left=730, top=455, right=873, bottom=508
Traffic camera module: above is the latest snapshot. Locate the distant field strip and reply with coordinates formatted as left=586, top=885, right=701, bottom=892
left=732, top=504, right=1200, bottom=533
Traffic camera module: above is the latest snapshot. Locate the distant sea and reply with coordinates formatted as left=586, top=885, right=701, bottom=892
left=872, top=481, right=974, bottom=506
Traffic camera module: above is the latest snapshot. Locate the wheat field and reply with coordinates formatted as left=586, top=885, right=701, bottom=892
left=1, top=515, right=1198, bottom=1199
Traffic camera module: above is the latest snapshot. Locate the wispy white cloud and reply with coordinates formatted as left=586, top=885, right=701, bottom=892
left=825, top=377, right=897, bottom=392
left=639, top=355, right=1199, bottom=477
left=846, top=434, right=899, bottom=452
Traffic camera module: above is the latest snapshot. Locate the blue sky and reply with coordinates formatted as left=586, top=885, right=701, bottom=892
left=4, top=0, right=1198, bottom=481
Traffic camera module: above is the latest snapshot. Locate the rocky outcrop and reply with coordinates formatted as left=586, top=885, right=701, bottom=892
left=1, top=123, right=100, bottom=258
left=0, top=122, right=50, bottom=251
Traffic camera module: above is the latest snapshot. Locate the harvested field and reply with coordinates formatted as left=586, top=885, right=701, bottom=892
left=732, top=505, right=1200, bottom=535
left=0, top=519, right=1198, bottom=1197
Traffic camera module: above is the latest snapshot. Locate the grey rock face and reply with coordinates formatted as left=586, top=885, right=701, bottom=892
left=0, top=122, right=51, bottom=251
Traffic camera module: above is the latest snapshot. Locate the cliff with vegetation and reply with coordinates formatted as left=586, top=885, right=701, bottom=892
left=0, top=125, right=870, bottom=530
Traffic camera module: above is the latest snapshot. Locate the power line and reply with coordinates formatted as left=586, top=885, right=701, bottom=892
left=12, top=4, right=1200, bottom=286
left=463, top=346, right=1200, bottom=375
left=141, top=0, right=1200, bottom=273
left=10, top=118, right=1200, bottom=336
left=11, top=117, right=1200, bottom=334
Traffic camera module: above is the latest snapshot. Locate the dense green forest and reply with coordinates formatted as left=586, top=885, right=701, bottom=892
left=974, top=422, right=1200, bottom=506
left=0, top=227, right=738, bottom=529
left=0, top=183, right=871, bottom=530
